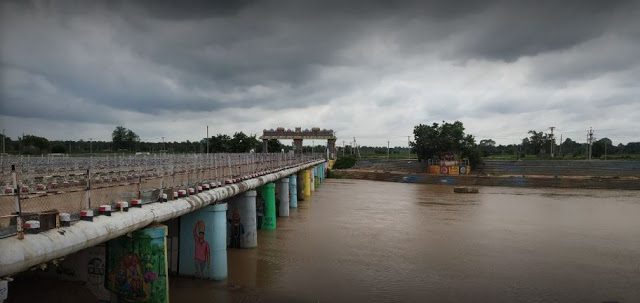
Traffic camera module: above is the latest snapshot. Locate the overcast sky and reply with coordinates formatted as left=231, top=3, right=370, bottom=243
left=1, top=0, right=639, bottom=146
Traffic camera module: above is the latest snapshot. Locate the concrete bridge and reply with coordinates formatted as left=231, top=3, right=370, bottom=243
left=0, top=153, right=329, bottom=302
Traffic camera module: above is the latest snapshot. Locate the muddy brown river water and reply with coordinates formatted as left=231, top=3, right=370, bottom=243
left=171, top=179, right=640, bottom=302
left=8, top=179, right=640, bottom=302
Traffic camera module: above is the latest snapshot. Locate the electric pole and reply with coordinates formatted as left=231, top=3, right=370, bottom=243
left=352, top=137, right=356, bottom=155
left=587, top=127, right=594, bottom=160
left=549, top=126, right=555, bottom=158
left=387, top=140, right=390, bottom=159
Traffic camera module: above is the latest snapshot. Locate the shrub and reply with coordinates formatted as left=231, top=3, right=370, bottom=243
left=333, top=156, right=357, bottom=169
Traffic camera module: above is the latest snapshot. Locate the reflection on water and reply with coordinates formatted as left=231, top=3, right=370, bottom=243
left=171, top=179, right=640, bottom=302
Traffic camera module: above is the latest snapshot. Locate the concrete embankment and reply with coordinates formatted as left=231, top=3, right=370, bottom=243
left=332, top=158, right=640, bottom=190
left=351, top=159, right=640, bottom=177
left=331, top=169, right=640, bottom=190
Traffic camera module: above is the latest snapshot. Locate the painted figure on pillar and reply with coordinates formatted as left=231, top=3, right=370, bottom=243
left=106, top=225, right=168, bottom=303
left=111, top=254, right=147, bottom=299
left=193, top=220, right=210, bottom=278
left=229, top=208, right=244, bottom=248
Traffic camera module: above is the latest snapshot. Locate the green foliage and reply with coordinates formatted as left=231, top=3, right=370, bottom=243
left=51, top=144, right=67, bottom=153
left=522, top=130, right=551, bottom=155
left=410, top=121, right=481, bottom=167
left=112, top=126, right=139, bottom=151
left=206, top=132, right=263, bottom=153
left=262, top=139, right=286, bottom=153
left=333, top=156, right=357, bottom=169
left=21, top=134, right=50, bottom=154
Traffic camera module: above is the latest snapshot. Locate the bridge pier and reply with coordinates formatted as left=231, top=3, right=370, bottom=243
left=289, top=174, right=298, bottom=208
left=303, top=169, right=312, bottom=198
left=314, top=166, right=321, bottom=188
left=179, top=204, right=228, bottom=280
left=230, top=190, right=258, bottom=248
left=277, top=178, right=290, bottom=217
left=106, top=224, right=170, bottom=302
left=260, top=183, right=276, bottom=230
left=297, top=171, right=305, bottom=201
left=310, top=167, right=315, bottom=192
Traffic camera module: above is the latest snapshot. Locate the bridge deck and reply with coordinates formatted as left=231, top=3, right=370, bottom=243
left=0, top=159, right=324, bottom=277
left=0, top=153, right=321, bottom=234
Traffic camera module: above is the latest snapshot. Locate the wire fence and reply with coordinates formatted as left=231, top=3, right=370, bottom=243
left=0, top=152, right=322, bottom=236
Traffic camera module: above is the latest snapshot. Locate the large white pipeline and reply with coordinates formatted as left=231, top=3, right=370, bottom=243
left=0, top=160, right=325, bottom=277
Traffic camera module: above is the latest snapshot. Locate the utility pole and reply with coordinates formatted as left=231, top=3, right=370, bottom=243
left=587, top=127, right=594, bottom=160
left=549, top=126, right=555, bottom=158
left=206, top=125, right=209, bottom=154
left=352, top=137, right=356, bottom=155
left=387, top=140, right=390, bottom=159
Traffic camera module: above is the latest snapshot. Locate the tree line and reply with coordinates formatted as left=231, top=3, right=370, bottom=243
left=409, top=121, right=640, bottom=167
left=479, top=130, right=640, bottom=159
left=0, top=126, right=286, bottom=155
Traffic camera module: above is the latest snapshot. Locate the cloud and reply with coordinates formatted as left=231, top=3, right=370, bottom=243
left=1, top=0, right=639, bottom=145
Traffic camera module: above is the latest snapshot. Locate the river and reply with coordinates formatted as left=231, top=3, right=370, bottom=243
left=170, top=179, right=640, bottom=302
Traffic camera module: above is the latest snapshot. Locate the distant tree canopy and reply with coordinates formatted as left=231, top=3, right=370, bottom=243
left=259, top=139, right=286, bottom=153
left=522, top=130, right=551, bottom=155
left=410, top=121, right=481, bottom=167
left=21, top=135, right=50, bottom=155
left=205, top=132, right=260, bottom=153
left=112, top=126, right=140, bottom=151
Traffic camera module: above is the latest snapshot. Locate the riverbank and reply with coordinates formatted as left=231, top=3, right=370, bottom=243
left=330, top=169, right=640, bottom=190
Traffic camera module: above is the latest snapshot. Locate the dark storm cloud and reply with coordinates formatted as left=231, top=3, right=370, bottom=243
left=1, top=0, right=639, bottom=143
left=450, top=0, right=634, bottom=62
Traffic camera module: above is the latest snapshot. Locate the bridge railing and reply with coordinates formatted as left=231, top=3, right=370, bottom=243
left=0, top=153, right=323, bottom=237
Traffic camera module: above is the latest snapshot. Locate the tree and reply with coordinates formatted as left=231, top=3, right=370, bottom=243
left=112, top=126, right=139, bottom=151
left=525, top=130, right=550, bottom=156
left=229, top=132, right=259, bottom=152
left=51, top=144, right=67, bottom=153
left=267, top=139, right=285, bottom=153
left=21, top=134, right=50, bottom=154
left=592, top=138, right=613, bottom=158
left=410, top=121, right=481, bottom=167
left=560, top=138, right=584, bottom=158
left=479, top=139, right=496, bottom=157
left=208, top=134, right=230, bottom=152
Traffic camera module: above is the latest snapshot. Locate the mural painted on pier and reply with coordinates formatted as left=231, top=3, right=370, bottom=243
left=193, top=220, right=211, bottom=277
left=106, top=225, right=168, bottom=303
left=179, top=210, right=217, bottom=279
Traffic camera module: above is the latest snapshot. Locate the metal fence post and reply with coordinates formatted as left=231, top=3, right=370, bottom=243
left=12, top=165, right=24, bottom=240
